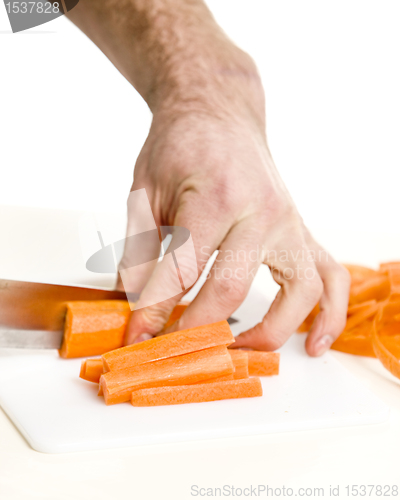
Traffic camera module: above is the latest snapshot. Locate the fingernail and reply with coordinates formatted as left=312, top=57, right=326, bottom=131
left=133, top=333, right=154, bottom=344
left=314, top=334, right=334, bottom=356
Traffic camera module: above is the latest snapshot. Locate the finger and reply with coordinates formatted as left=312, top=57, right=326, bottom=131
left=168, top=218, right=264, bottom=332
left=303, top=237, right=351, bottom=356
left=116, top=186, right=159, bottom=293
left=124, top=202, right=228, bottom=344
left=233, top=234, right=324, bottom=351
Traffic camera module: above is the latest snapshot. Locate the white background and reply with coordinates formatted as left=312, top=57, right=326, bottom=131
left=1, top=3, right=400, bottom=499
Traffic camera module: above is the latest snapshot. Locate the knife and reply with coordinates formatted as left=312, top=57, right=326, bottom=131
left=0, top=279, right=238, bottom=349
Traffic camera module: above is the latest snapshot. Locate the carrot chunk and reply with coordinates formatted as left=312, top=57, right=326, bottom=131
left=102, top=320, right=234, bottom=372
left=60, top=301, right=131, bottom=359
left=345, top=300, right=380, bottom=331
left=79, top=360, right=87, bottom=379
left=100, top=345, right=234, bottom=405
left=131, top=378, right=263, bottom=407
left=164, top=302, right=189, bottom=328
left=349, top=274, right=390, bottom=305
left=244, top=351, right=280, bottom=376
left=229, top=350, right=249, bottom=380
left=344, top=264, right=380, bottom=285
left=79, top=358, right=104, bottom=383
left=372, top=305, right=400, bottom=379
left=59, top=301, right=188, bottom=359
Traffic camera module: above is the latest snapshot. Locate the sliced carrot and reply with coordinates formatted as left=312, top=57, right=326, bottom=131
left=372, top=306, right=400, bottom=379
left=229, top=350, right=249, bottom=380
left=349, top=274, right=390, bottom=305
left=60, top=301, right=131, bottom=359
left=344, top=264, right=380, bottom=285
left=297, top=304, right=319, bottom=333
left=244, top=351, right=280, bottom=376
left=331, top=323, right=375, bottom=357
left=79, top=360, right=87, bottom=379
left=379, top=261, right=400, bottom=273
left=102, top=320, right=234, bottom=372
left=165, top=302, right=189, bottom=328
left=201, top=351, right=248, bottom=384
left=100, top=345, right=234, bottom=405
left=79, top=358, right=104, bottom=383
left=347, top=300, right=377, bottom=316
left=131, top=378, right=263, bottom=407
left=388, top=268, right=400, bottom=296
left=59, top=301, right=188, bottom=359
left=345, top=300, right=380, bottom=331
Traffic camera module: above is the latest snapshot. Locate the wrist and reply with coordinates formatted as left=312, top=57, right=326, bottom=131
left=147, top=44, right=266, bottom=130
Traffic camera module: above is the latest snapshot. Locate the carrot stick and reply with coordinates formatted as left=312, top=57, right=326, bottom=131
left=79, top=360, right=87, bottom=379
left=297, top=304, right=319, bottom=333
left=102, top=320, right=234, bottom=372
left=60, top=301, right=131, bottom=359
left=345, top=300, right=380, bottom=331
left=100, top=345, right=234, bottom=405
left=388, top=268, right=400, bottom=296
left=344, top=264, right=380, bottom=285
left=200, top=351, right=248, bottom=384
left=59, top=301, right=188, bottom=359
left=372, top=306, right=400, bottom=379
left=349, top=274, right=390, bottom=305
left=79, top=358, right=104, bottom=383
left=131, top=378, right=263, bottom=407
left=331, top=323, right=375, bottom=357
left=164, top=302, right=189, bottom=328
left=243, top=351, right=280, bottom=376
left=379, top=261, right=400, bottom=273
left=347, top=300, right=377, bottom=316
left=229, top=350, right=249, bottom=380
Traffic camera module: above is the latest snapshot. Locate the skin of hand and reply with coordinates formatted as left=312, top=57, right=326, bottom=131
left=67, top=0, right=351, bottom=355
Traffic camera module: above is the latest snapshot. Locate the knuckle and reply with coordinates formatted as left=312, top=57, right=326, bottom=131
left=300, top=274, right=324, bottom=304
left=212, top=275, right=248, bottom=309
left=135, top=304, right=172, bottom=333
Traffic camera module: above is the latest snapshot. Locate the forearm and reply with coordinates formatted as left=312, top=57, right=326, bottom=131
left=67, top=0, right=264, bottom=123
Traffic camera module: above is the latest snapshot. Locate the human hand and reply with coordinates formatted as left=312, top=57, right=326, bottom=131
left=117, top=54, right=350, bottom=356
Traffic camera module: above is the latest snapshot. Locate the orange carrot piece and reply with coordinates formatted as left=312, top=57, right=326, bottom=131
left=344, top=264, right=380, bottom=285
left=345, top=300, right=380, bottom=331
left=131, top=378, right=263, bottom=407
left=331, top=323, right=375, bottom=357
left=349, top=274, right=390, bottom=305
left=198, top=350, right=248, bottom=383
left=59, top=301, right=188, bottom=359
left=245, top=351, right=280, bottom=376
left=79, top=358, right=104, bottom=383
left=297, top=304, right=319, bottom=333
left=102, top=320, right=234, bottom=372
left=388, top=268, right=400, bottom=296
left=100, top=345, right=234, bottom=405
left=347, top=300, right=377, bottom=316
left=372, top=306, right=400, bottom=379
left=79, top=360, right=87, bottom=379
left=60, top=301, right=131, bottom=359
left=165, top=302, right=189, bottom=328
left=379, top=261, right=400, bottom=273
left=229, top=350, right=249, bottom=380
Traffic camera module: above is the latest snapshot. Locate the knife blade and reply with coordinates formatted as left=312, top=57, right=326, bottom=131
left=0, top=279, right=128, bottom=331
left=0, top=279, right=238, bottom=349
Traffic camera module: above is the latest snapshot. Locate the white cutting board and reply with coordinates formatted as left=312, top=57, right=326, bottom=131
left=0, top=289, right=389, bottom=454
left=0, top=207, right=390, bottom=453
